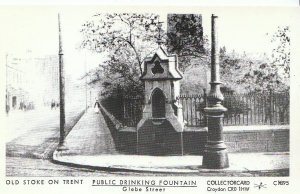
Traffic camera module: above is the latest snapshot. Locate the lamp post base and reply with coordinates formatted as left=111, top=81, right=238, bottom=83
left=202, top=148, right=229, bottom=169
left=57, top=143, right=68, bottom=151
left=203, top=106, right=229, bottom=169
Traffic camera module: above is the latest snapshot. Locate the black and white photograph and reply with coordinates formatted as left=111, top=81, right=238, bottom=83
left=0, top=3, right=299, bottom=194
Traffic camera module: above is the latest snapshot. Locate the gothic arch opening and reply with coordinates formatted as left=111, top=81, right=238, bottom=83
left=151, top=88, right=166, bottom=118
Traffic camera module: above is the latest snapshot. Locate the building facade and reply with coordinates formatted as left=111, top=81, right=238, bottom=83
left=5, top=52, right=60, bottom=113
left=34, top=55, right=59, bottom=106
left=6, top=52, right=32, bottom=112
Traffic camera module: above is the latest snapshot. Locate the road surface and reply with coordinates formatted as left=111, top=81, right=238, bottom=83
left=5, top=106, right=95, bottom=176
left=5, top=107, right=165, bottom=176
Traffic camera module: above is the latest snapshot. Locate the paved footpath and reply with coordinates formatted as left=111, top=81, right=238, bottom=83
left=53, top=107, right=289, bottom=175
left=62, top=108, right=118, bottom=156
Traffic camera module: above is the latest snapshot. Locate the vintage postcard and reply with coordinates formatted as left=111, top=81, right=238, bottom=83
left=0, top=4, right=299, bottom=194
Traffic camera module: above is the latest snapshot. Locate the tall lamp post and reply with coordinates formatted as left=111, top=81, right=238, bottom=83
left=202, top=14, right=229, bottom=169
left=57, top=13, right=68, bottom=151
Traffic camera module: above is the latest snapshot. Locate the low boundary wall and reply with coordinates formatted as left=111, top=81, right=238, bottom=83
left=100, top=104, right=289, bottom=154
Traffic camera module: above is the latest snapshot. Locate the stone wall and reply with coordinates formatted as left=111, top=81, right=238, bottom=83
left=101, top=103, right=289, bottom=154
left=117, top=126, right=289, bottom=155
left=223, top=126, right=289, bottom=152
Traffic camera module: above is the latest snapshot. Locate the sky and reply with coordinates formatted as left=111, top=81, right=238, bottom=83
left=0, top=6, right=297, bottom=80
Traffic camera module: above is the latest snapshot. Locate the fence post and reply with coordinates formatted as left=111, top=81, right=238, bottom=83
left=123, top=95, right=126, bottom=125
left=269, top=89, right=273, bottom=125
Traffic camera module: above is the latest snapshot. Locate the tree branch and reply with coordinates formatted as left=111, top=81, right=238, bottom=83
left=111, top=36, right=143, bottom=75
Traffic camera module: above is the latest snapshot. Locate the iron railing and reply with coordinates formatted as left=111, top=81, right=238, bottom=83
left=102, top=91, right=290, bottom=127
left=178, top=91, right=290, bottom=126
left=122, top=96, right=144, bottom=127
left=222, top=91, right=289, bottom=126
left=176, top=94, right=207, bottom=127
